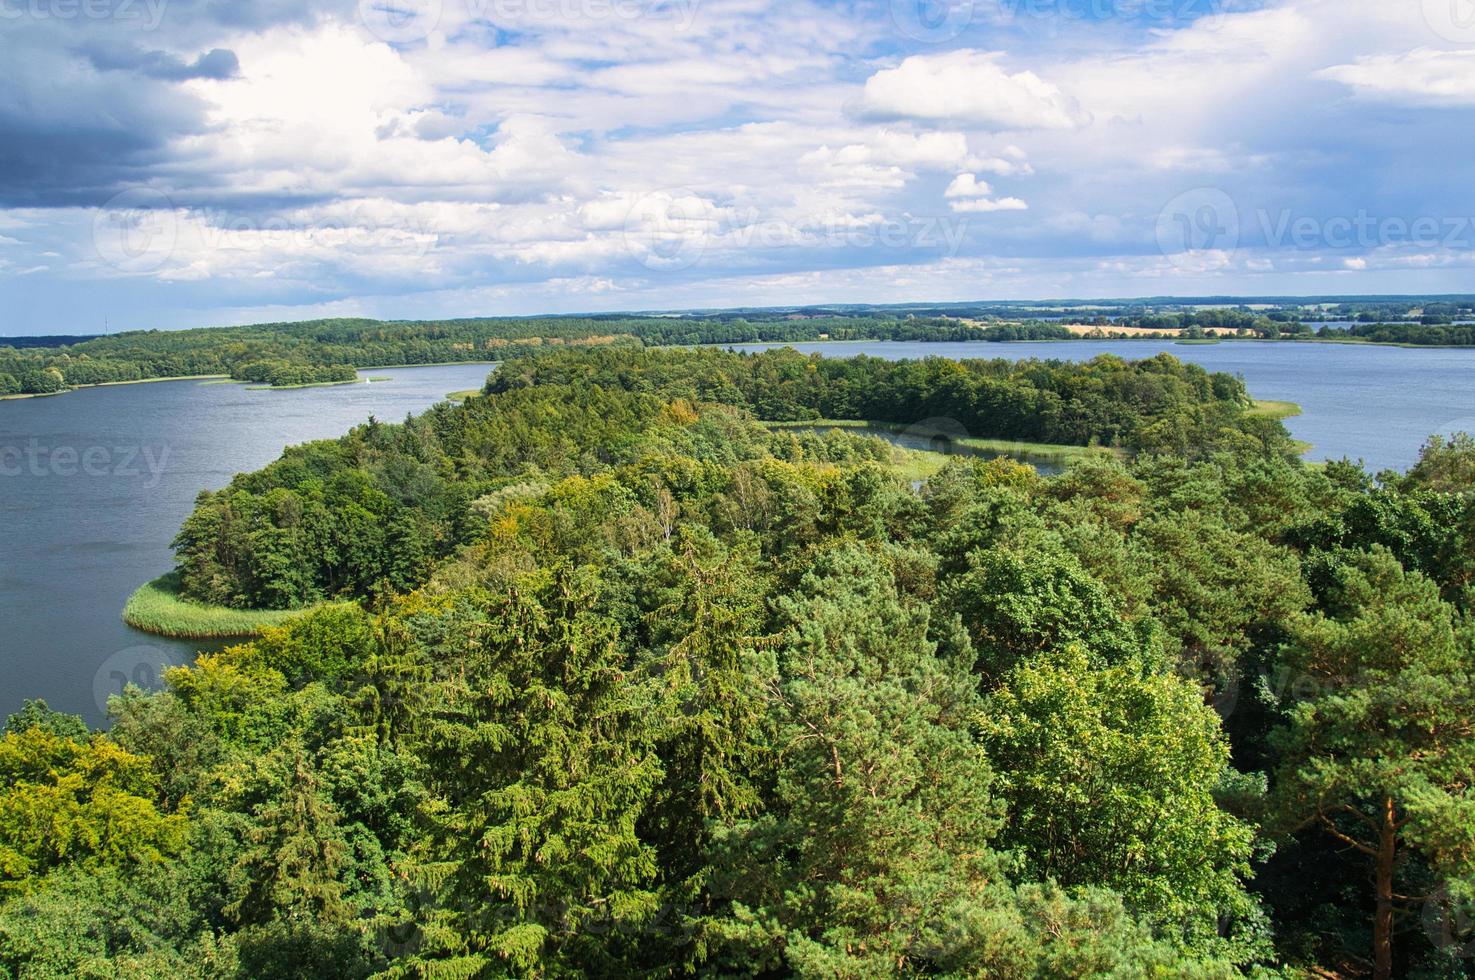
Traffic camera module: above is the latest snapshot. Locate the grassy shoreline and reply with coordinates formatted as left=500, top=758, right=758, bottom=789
left=1249, top=399, right=1303, bottom=421
left=123, top=572, right=313, bottom=639
left=2, top=362, right=498, bottom=402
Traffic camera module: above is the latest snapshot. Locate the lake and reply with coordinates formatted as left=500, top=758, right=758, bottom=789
left=3, top=341, right=1472, bottom=726
left=0, top=365, right=494, bottom=725
left=732, top=340, right=1475, bottom=474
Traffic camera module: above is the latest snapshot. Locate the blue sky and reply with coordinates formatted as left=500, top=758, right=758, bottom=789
left=2, top=0, right=1475, bottom=334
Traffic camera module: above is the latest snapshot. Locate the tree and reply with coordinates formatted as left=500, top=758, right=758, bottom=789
left=978, top=646, right=1263, bottom=963
left=3, top=700, right=88, bottom=741
left=225, top=744, right=350, bottom=928
left=0, top=729, right=185, bottom=891
left=940, top=544, right=1147, bottom=684
left=703, top=545, right=1008, bottom=974
left=1270, top=547, right=1475, bottom=978
left=402, top=566, right=664, bottom=976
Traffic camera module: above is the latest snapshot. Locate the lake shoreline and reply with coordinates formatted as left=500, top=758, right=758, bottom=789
left=1, top=362, right=502, bottom=402
left=122, top=572, right=314, bottom=639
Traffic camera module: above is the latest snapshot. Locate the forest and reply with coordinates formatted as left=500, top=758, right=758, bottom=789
left=7, top=303, right=1475, bottom=397
left=168, top=347, right=1269, bottom=610
left=1329, top=322, right=1475, bottom=346
left=0, top=315, right=1009, bottom=395
left=2, top=345, right=1474, bottom=978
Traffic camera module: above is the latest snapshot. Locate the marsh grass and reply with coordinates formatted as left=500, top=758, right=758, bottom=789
left=123, top=572, right=312, bottom=638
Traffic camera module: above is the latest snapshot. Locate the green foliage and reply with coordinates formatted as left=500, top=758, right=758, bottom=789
left=0, top=729, right=185, bottom=891
left=4, top=700, right=89, bottom=741
left=1269, top=547, right=1475, bottom=976
left=5, top=344, right=1472, bottom=976
left=979, top=646, right=1263, bottom=962
left=400, top=566, right=664, bottom=976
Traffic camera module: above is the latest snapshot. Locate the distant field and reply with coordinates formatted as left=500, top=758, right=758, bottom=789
left=1061, top=324, right=1184, bottom=337
left=764, top=419, right=1118, bottom=464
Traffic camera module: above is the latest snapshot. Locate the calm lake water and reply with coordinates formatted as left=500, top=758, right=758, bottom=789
left=2, top=341, right=1472, bottom=725
left=732, top=340, right=1475, bottom=474
left=0, top=365, right=494, bottom=725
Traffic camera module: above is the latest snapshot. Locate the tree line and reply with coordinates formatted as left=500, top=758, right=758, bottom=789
left=1, top=345, right=1473, bottom=977
left=0, top=315, right=1010, bottom=395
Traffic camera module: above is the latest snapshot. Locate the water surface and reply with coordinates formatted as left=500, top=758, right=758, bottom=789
left=0, top=365, right=494, bottom=725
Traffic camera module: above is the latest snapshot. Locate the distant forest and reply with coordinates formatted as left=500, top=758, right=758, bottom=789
left=0, top=315, right=1059, bottom=395
left=4, top=295, right=1473, bottom=396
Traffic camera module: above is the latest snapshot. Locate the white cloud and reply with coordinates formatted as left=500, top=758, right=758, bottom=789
left=856, top=51, right=1088, bottom=131
left=945, top=174, right=992, bottom=198
left=945, top=173, right=1026, bottom=213
left=950, top=197, right=1029, bottom=214
left=1317, top=49, right=1475, bottom=105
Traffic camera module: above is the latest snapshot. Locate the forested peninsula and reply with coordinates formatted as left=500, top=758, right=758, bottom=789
left=4, top=344, right=1473, bottom=977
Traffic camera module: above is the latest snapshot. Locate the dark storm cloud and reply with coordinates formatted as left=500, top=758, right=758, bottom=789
left=0, top=0, right=349, bottom=209
left=79, top=40, right=239, bottom=79
left=0, top=33, right=210, bottom=206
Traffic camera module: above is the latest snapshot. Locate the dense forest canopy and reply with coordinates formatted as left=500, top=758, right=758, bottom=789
left=3, top=345, right=1474, bottom=979
left=169, top=347, right=1274, bottom=610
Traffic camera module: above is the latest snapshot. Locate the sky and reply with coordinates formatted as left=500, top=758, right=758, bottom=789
left=2, top=0, right=1475, bottom=334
